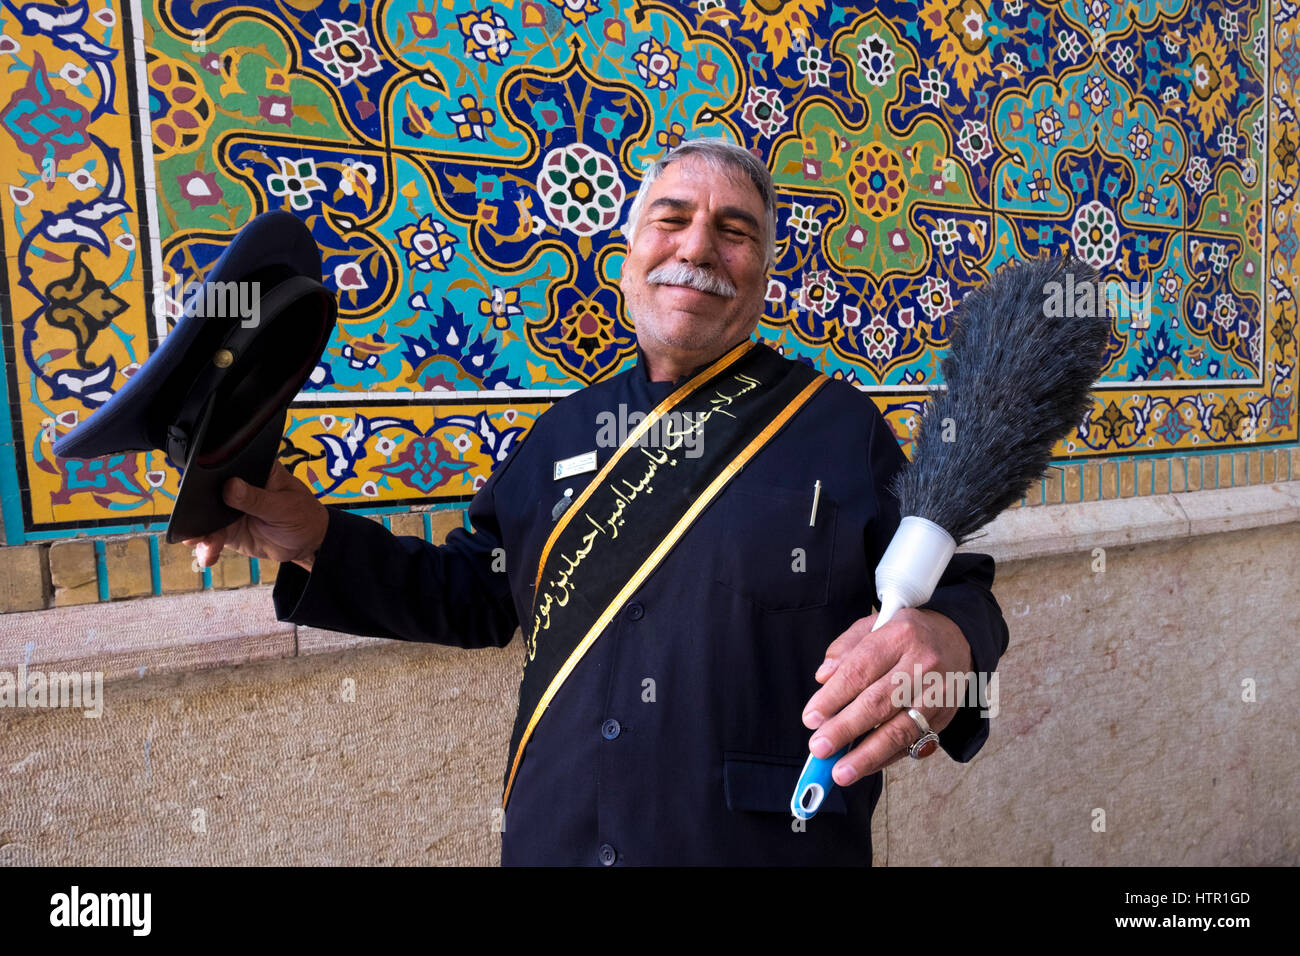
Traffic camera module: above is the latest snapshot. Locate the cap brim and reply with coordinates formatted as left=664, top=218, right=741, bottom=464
left=165, top=408, right=287, bottom=543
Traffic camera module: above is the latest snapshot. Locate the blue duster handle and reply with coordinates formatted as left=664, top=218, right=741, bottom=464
left=791, top=517, right=956, bottom=820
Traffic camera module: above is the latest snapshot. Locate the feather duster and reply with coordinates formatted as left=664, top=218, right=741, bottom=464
left=894, top=253, right=1109, bottom=542
left=793, top=254, right=1112, bottom=819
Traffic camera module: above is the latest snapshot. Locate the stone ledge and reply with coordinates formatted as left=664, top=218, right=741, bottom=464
left=0, top=587, right=295, bottom=682
left=295, top=625, right=394, bottom=656
left=965, top=480, right=1300, bottom=565
left=294, top=624, right=523, bottom=657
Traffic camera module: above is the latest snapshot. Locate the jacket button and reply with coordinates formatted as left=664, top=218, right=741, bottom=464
left=625, top=602, right=644, bottom=621
left=598, top=843, right=617, bottom=866
left=601, top=718, right=621, bottom=740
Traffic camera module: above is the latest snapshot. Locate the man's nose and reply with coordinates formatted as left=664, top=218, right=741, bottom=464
left=675, top=218, right=718, bottom=268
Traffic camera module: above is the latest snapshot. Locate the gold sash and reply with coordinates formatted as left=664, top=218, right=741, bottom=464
left=503, top=340, right=827, bottom=808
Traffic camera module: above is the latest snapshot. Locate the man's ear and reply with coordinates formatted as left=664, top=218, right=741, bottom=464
left=616, top=244, right=631, bottom=293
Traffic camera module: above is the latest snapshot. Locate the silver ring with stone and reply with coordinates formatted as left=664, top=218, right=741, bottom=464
left=906, top=707, right=939, bottom=759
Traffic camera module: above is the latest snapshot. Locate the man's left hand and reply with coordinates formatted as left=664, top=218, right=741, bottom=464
left=801, top=608, right=972, bottom=786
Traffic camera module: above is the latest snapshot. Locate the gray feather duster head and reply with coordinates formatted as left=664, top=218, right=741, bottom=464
left=891, top=254, right=1111, bottom=544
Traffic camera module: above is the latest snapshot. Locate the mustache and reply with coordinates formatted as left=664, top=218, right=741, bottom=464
left=646, top=263, right=737, bottom=298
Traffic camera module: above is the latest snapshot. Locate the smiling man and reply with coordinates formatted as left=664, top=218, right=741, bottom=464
left=186, top=138, right=1009, bottom=865
left=618, top=151, right=768, bottom=379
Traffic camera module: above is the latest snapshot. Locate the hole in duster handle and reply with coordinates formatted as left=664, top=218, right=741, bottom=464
left=789, top=516, right=956, bottom=820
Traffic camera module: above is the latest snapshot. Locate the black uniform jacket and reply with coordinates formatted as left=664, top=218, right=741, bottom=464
left=273, top=342, right=1010, bottom=865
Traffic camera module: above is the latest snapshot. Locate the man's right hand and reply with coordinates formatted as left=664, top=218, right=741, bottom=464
left=182, top=461, right=330, bottom=572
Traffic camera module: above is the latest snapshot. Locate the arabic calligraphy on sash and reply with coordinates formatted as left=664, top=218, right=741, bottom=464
left=524, top=372, right=762, bottom=661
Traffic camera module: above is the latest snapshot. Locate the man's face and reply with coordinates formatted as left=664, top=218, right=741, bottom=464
left=619, top=158, right=769, bottom=374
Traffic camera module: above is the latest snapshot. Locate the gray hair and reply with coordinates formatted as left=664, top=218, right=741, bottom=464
left=622, top=138, right=778, bottom=270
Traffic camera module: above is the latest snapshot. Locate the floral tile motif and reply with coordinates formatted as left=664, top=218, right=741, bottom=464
left=0, top=0, right=1296, bottom=541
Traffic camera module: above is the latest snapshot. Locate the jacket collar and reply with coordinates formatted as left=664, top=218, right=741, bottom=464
left=633, top=338, right=759, bottom=387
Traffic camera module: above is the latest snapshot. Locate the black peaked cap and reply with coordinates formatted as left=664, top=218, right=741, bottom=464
left=53, top=210, right=338, bottom=542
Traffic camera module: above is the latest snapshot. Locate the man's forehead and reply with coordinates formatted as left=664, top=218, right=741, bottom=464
left=644, top=158, right=765, bottom=212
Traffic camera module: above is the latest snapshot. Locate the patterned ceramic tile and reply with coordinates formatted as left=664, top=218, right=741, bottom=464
left=0, top=0, right=1296, bottom=541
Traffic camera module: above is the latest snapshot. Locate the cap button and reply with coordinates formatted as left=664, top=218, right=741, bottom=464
left=213, top=349, right=234, bottom=368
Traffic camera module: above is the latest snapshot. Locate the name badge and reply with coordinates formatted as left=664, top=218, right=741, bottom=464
left=553, top=450, right=597, bottom=481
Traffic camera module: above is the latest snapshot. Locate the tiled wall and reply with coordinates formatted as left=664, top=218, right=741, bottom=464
left=1, top=1, right=1296, bottom=566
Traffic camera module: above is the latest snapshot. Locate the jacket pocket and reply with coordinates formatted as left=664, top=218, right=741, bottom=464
left=714, top=486, right=837, bottom=611
left=723, top=752, right=848, bottom=814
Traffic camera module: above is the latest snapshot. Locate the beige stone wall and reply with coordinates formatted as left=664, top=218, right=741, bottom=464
left=0, top=640, right=520, bottom=866
left=1, top=486, right=1297, bottom=866
left=882, top=519, right=1299, bottom=866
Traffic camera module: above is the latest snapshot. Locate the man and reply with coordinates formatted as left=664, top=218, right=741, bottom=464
left=186, top=139, right=1008, bottom=865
